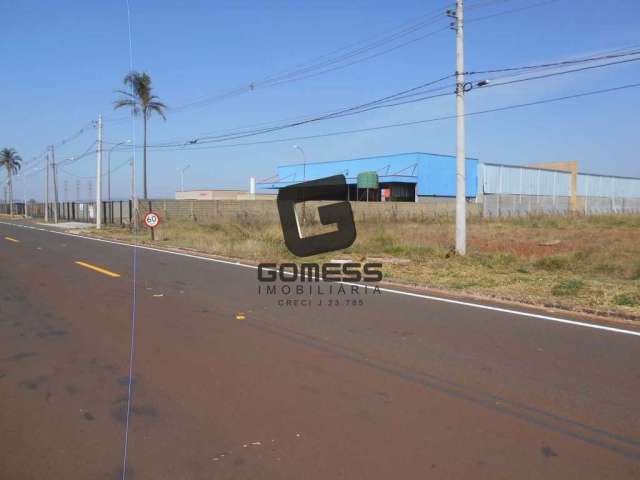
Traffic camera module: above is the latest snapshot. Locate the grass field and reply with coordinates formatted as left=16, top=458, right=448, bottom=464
left=89, top=213, right=640, bottom=319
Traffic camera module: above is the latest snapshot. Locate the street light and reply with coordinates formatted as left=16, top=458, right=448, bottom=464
left=177, top=164, right=191, bottom=192
left=292, top=145, right=307, bottom=182
left=292, top=145, right=309, bottom=225
left=107, top=140, right=131, bottom=201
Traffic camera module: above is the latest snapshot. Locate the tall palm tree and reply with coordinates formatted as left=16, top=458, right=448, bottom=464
left=0, top=148, right=22, bottom=216
left=114, top=71, right=166, bottom=199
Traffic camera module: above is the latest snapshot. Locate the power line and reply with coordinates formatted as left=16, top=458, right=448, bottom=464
left=466, top=0, right=561, bottom=24
left=106, top=74, right=457, bottom=149
left=100, top=0, right=564, bottom=123
left=105, top=2, right=530, bottom=124
left=10, top=122, right=96, bottom=180
left=59, top=158, right=130, bottom=180
left=51, top=121, right=96, bottom=149
left=125, top=81, right=640, bottom=154
left=16, top=141, right=97, bottom=180
left=466, top=48, right=640, bottom=76
left=113, top=52, right=640, bottom=151
left=251, top=26, right=452, bottom=92
left=465, top=0, right=516, bottom=10
left=56, top=141, right=98, bottom=167
left=182, top=75, right=456, bottom=144
left=166, top=9, right=454, bottom=113
left=105, top=46, right=640, bottom=151
left=479, top=55, right=640, bottom=89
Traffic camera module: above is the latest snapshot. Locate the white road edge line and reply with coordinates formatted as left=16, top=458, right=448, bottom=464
left=1, top=220, right=639, bottom=338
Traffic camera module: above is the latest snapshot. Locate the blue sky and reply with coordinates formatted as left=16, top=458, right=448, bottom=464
left=2, top=0, right=639, bottom=200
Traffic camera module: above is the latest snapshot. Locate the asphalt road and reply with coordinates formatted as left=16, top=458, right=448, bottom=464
left=1, top=219, right=639, bottom=479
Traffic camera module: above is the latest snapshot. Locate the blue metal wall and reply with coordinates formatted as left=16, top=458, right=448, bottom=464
left=417, top=154, right=478, bottom=197
left=261, top=152, right=479, bottom=197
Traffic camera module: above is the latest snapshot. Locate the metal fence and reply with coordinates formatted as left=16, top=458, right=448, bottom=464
left=577, top=173, right=640, bottom=198
left=483, top=194, right=640, bottom=217
left=2, top=194, right=639, bottom=224
left=480, top=163, right=572, bottom=196
left=480, top=163, right=640, bottom=216
left=0, top=201, right=134, bottom=225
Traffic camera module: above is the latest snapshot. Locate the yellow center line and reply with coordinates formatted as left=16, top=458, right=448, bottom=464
left=4, top=236, right=19, bottom=243
left=74, top=261, right=121, bottom=278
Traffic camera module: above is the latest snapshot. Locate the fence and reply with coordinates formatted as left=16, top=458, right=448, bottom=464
left=0, top=201, right=134, bottom=225
left=1, top=198, right=481, bottom=225
left=480, top=163, right=640, bottom=216
left=2, top=195, right=638, bottom=224
left=483, top=194, right=640, bottom=217
left=135, top=199, right=482, bottom=223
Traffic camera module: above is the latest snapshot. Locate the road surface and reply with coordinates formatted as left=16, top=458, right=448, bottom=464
left=1, top=219, right=639, bottom=479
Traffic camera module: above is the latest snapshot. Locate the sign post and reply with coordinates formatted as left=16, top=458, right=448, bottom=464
left=144, top=211, right=160, bottom=240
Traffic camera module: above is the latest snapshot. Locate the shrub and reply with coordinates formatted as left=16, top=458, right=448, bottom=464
left=613, top=293, right=639, bottom=307
left=535, top=256, right=568, bottom=271
left=632, top=262, right=640, bottom=281
left=551, top=279, right=585, bottom=297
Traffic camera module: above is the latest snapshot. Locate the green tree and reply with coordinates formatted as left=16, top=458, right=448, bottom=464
left=114, top=72, right=166, bottom=199
left=0, top=148, right=22, bottom=216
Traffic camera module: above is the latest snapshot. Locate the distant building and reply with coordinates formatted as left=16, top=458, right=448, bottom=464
left=258, top=152, right=479, bottom=202
left=257, top=152, right=640, bottom=214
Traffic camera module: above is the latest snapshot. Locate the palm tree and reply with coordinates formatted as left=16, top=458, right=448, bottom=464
left=0, top=148, right=22, bottom=216
left=114, top=71, right=166, bottom=199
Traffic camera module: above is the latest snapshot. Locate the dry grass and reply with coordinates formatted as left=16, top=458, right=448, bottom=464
left=90, top=213, right=640, bottom=318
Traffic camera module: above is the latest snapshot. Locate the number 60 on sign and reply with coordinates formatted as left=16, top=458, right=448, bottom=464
left=144, top=212, right=160, bottom=229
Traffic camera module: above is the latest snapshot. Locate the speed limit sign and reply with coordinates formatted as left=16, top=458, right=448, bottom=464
left=144, top=211, right=160, bottom=229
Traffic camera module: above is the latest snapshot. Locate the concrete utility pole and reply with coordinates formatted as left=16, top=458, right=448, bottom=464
left=44, top=148, right=50, bottom=222
left=51, top=146, right=59, bottom=223
left=76, top=180, right=80, bottom=202
left=96, top=114, right=103, bottom=229
left=454, top=0, right=467, bottom=255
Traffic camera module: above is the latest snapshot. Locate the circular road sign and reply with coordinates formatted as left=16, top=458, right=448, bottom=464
left=144, top=211, right=160, bottom=228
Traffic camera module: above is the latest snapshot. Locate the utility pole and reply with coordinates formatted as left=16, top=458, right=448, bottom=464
left=44, top=148, right=50, bottom=222
left=96, top=114, right=103, bottom=229
left=454, top=0, right=467, bottom=255
left=64, top=179, right=69, bottom=203
left=76, top=180, right=80, bottom=202
left=51, top=146, right=59, bottom=223
left=88, top=181, right=93, bottom=202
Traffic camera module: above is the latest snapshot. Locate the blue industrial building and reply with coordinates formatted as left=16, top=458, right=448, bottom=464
left=258, top=152, right=640, bottom=211
left=259, top=152, right=479, bottom=202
